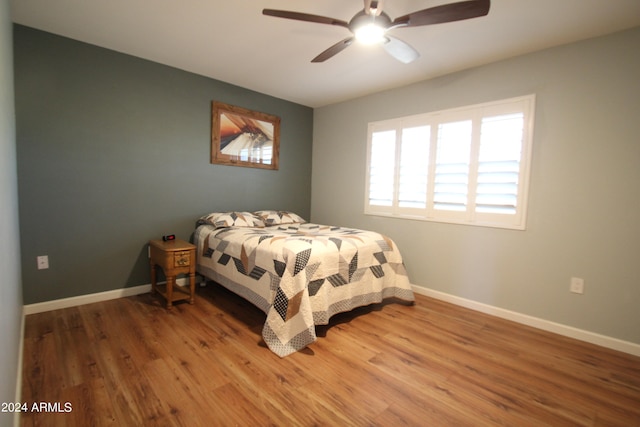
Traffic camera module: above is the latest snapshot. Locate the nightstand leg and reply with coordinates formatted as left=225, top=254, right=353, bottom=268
left=189, top=272, right=196, bottom=304
left=150, top=263, right=157, bottom=294
left=166, top=275, right=174, bottom=310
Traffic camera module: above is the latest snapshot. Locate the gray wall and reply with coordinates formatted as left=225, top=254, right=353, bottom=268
left=312, top=27, right=640, bottom=345
left=15, top=25, right=313, bottom=304
left=1, top=0, right=23, bottom=423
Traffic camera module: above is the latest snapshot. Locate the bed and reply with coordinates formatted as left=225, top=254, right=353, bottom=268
left=194, top=210, right=415, bottom=357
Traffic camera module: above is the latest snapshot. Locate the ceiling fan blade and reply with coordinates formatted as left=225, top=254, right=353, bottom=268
left=383, top=36, right=419, bottom=63
left=262, top=9, right=349, bottom=29
left=311, top=37, right=355, bottom=62
left=392, top=0, right=490, bottom=27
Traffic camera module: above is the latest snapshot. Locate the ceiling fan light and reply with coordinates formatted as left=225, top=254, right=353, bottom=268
left=355, top=24, right=386, bottom=44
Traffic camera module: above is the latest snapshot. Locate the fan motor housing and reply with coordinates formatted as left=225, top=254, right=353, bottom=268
left=349, top=10, right=392, bottom=33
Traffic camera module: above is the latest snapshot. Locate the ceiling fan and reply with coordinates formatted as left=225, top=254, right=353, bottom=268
left=263, top=0, right=490, bottom=63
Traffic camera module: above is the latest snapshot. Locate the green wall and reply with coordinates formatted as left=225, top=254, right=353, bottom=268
left=1, top=0, right=23, bottom=422
left=312, top=27, right=640, bottom=345
left=14, top=25, right=313, bottom=304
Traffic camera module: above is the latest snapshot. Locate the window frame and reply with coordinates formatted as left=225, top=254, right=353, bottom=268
left=364, top=94, right=535, bottom=230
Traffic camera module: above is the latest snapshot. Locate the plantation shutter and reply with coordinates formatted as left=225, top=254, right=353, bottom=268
left=368, top=129, right=396, bottom=206
left=364, top=94, right=534, bottom=229
left=433, top=120, right=472, bottom=212
left=475, top=113, right=524, bottom=214
left=398, top=125, right=430, bottom=208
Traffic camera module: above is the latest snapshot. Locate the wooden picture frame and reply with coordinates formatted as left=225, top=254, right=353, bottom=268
left=211, top=101, right=280, bottom=170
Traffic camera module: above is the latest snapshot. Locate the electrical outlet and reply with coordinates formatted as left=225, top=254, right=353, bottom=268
left=570, top=277, right=584, bottom=294
left=37, top=255, right=49, bottom=270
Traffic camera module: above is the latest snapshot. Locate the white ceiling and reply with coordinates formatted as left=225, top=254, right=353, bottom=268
left=10, top=0, right=640, bottom=108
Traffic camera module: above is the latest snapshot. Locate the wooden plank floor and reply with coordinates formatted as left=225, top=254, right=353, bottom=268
left=21, top=283, right=640, bottom=426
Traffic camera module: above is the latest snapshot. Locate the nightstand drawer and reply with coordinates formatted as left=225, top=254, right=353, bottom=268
left=174, top=251, right=191, bottom=267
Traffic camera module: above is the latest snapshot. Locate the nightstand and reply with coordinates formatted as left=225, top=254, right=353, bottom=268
left=149, top=238, right=196, bottom=309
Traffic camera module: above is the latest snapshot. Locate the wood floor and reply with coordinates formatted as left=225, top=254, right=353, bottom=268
left=21, top=283, right=640, bottom=426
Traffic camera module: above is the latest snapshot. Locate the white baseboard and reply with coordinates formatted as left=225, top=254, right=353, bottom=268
left=23, top=284, right=152, bottom=315
left=22, top=277, right=199, bottom=315
left=412, top=285, right=640, bottom=357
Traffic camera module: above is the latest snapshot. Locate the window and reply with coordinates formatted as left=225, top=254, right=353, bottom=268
left=365, top=95, right=535, bottom=230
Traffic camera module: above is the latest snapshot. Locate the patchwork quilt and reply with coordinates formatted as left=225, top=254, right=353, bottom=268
left=194, top=215, right=414, bottom=357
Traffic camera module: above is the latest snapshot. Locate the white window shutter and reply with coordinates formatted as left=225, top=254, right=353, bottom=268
left=475, top=113, right=524, bottom=214
left=433, top=120, right=472, bottom=212
left=367, top=129, right=396, bottom=207
left=398, top=125, right=430, bottom=209
left=365, top=95, right=535, bottom=230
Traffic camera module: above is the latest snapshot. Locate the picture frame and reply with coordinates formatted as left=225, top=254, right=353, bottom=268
left=211, top=101, right=280, bottom=170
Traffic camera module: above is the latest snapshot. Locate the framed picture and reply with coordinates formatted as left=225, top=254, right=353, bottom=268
left=211, top=101, right=280, bottom=170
